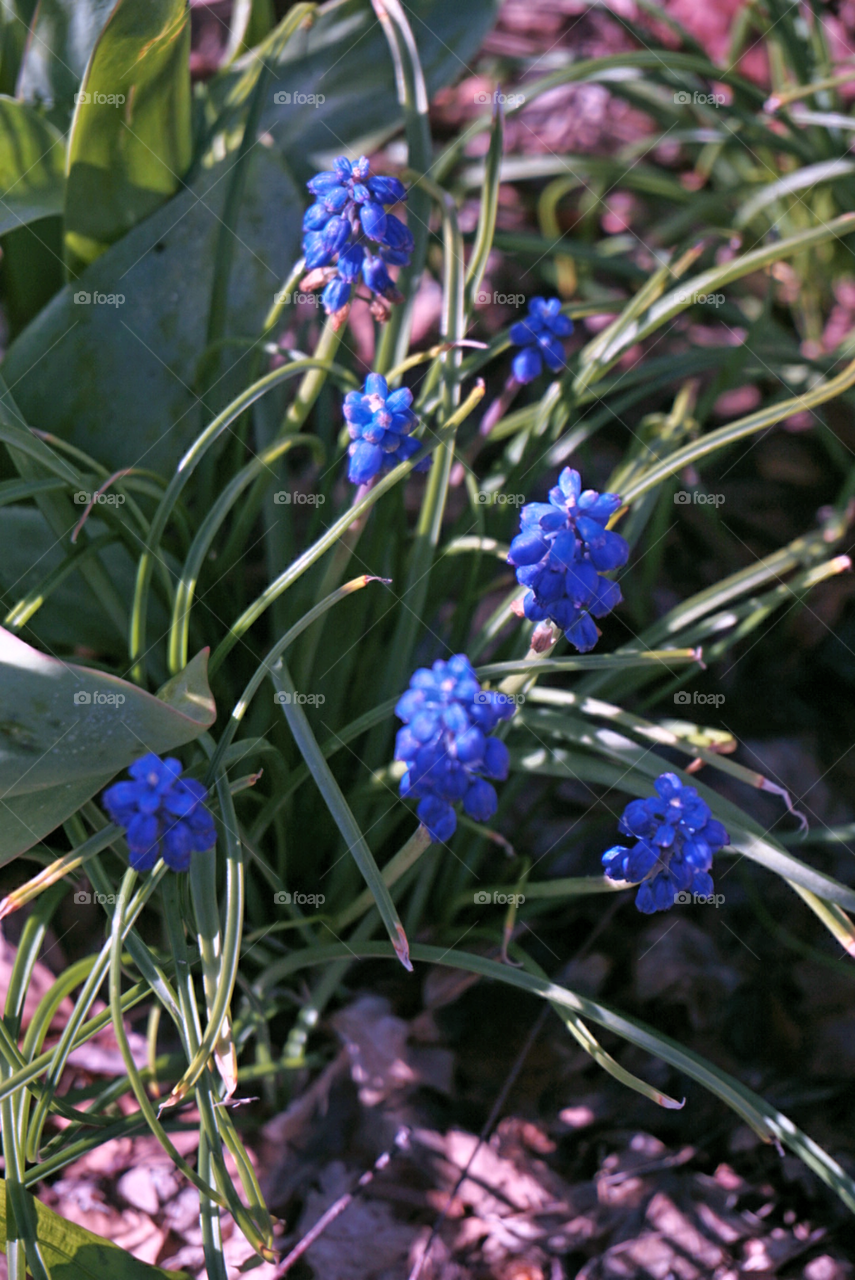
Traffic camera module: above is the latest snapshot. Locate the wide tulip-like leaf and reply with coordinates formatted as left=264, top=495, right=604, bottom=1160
left=0, top=1182, right=189, bottom=1280
left=17, top=0, right=121, bottom=119
left=212, top=0, right=500, bottom=182
left=0, top=632, right=216, bottom=863
left=1, top=0, right=497, bottom=472
left=2, top=145, right=302, bottom=472
left=0, top=96, right=65, bottom=235
left=64, top=0, right=191, bottom=275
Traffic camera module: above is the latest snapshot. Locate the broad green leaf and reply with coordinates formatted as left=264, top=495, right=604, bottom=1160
left=0, top=97, right=65, bottom=234
left=16, top=0, right=120, bottom=117
left=0, top=635, right=215, bottom=862
left=222, top=0, right=275, bottom=64
left=210, top=0, right=500, bottom=180
left=0, top=632, right=215, bottom=794
left=64, top=0, right=192, bottom=275
left=0, top=1180, right=188, bottom=1280
left=0, top=776, right=117, bottom=871
left=0, top=0, right=37, bottom=96
left=2, top=145, right=302, bottom=472
left=0, top=508, right=169, bottom=656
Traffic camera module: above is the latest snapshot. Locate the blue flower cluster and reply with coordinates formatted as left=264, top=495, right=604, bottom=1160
left=102, top=753, right=216, bottom=873
left=344, top=373, right=430, bottom=485
left=302, top=156, right=413, bottom=316
left=510, top=297, right=573, bottom=383
left=602, top=773, right=729, bottom=913
left=507, top=467, right=628, bottom=653
left=395, top=655, right=517, bottom=842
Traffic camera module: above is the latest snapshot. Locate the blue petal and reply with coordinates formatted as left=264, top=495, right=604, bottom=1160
left=602, top=845, right=629, bottom=879
left=128, top=843, right=160, bottom=873
left=702, top=818, right=729, bottom=849
left=589, top=575, right=621, bottom=618
left=587, top=530, right=629, bottom=572
left=386, top=387, right=413, bottom=413
left=367, top=174, right=407, bottom=204
left=321, top=214, right=351, bottom=256
left=126, top=813, right=159, bottom=856
left=347, top=439, right=383, bottom=484
left=306, top=171, right=342, bottom=194
left=463, top=778, right=497, bottom=822
left=625, top=840, right=660, bottom=882
left=321, top=276, right=351, bottom=313
left=538, top=334, right=566, bottom=372
left=303, top=201, right=330, bottom=231
left=362, top=255, right=393, bottom=295
left=654, top=773, right=683, bottom=800
left=565, top=611, right=598, bottom=653
left=508, top=529, right=549, bottom=567
left=364, top=372, right=388, bottom=400
left=512, top=346, right=542, bottom=383
left=337, top=242, right=365, bottom=282
left=692, top=870, right=715, bottom=898
left=416, top=795, right=457, bottom=843
left=482, top=737, right=510, bottom=780
left=360, top=201, right=388, bottom=240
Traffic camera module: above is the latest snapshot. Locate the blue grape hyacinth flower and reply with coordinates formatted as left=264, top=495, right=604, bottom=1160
left=509, top=297, right=574, bottom=383
left=602, top=772, right=730, bottom=913
left=507, top=467, right=628, bottom=653
left=102, top=753, right=216, bottom=873
left=302, top=155, right=413, bottom=317
left=395, top=655, right=517, bottom=842
left=343, top=372, right=430, bottom=485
